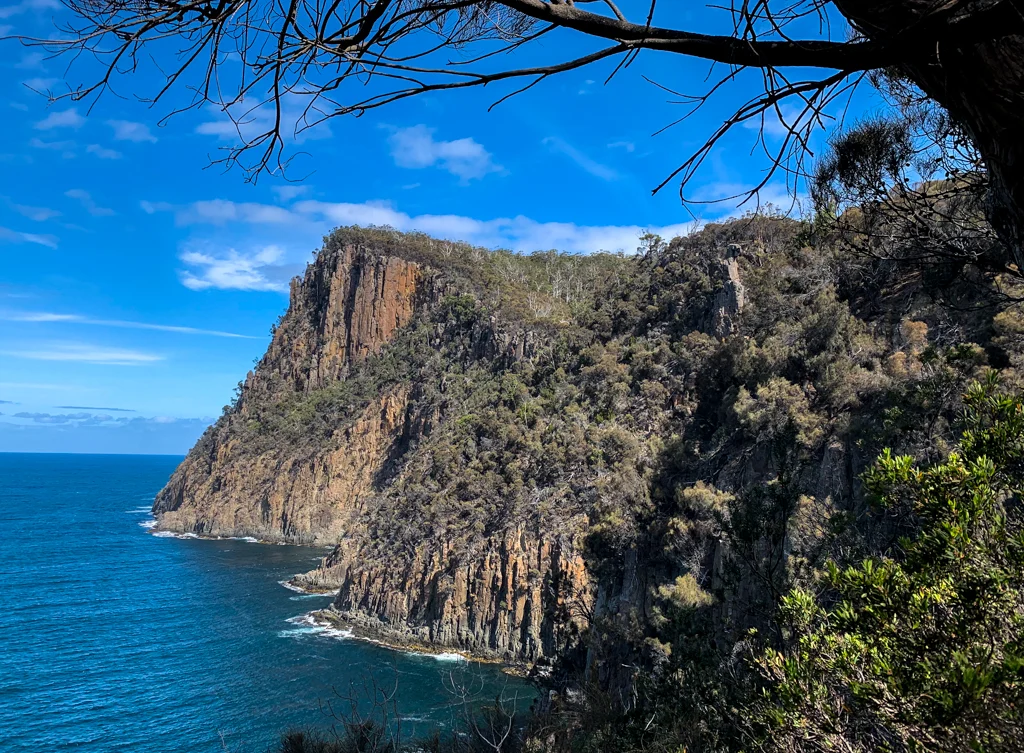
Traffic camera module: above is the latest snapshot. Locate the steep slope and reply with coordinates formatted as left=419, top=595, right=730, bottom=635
left=154, top=229, right=614, bottom=662
left=155, top=244, right=427, bottom=544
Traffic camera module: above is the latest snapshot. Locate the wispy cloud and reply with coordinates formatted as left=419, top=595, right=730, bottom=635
left=272, top=185, right=310, bottom=202
left=9, top=411, right=181, bottom=426
left=387, top=125, right=502, bottom=182
left=35, top=108, right=86, bottom=131
left=22, top=76, right=58, bottom=92
left=543, top=137, right=618, bottom=181
left=0, top=382, right=75, bottom=390
left=3, top=311, right=261, bottom=339
left=194, top=97, right=333, bottom=145
left=608, top=141, right=636, bottom=153
left=3, top=343, right=164, bottom=365
left=15, top=52, right=45, bottom=70
left=12, top=204, right=60, bottom=222
left=86, top=144, right=122, bottom=160
left=0, top=226, right=58, bottom=249
left=179, top=245, right=300, bottom=292
left=107, top=120, right=158, bottom=143
left=152, top=199, right=292, bottom=225
left=3, top=411, right=208, bottom=429
left=65, top=189, right=115, bottom=217
left=29, top=137, right=75, bottom=159
left=56, top=405, right=135, bottom=412
left=15, top=411, right=95, bottom=424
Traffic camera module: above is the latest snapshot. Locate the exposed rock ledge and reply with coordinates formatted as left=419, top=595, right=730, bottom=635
left=291, top=527, right=590, bottom=663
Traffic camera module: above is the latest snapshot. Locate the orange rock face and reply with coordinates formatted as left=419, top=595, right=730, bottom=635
left=155, top=388, right=412, bottom=544
left=155, top=243, right=424, bottom=544
left=153, top=240, right=593, bottom=663
left=245, top=245, right=423, bottom=399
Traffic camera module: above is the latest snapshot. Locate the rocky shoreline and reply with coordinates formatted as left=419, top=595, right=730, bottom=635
left=301, top=607, right=534, bottom=673
left=282, top=575, right=529, bottom=670
left=148, top=523, right=519, bottom=668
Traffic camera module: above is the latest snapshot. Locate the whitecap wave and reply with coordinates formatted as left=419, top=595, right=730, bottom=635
left=138, top=519, right=157, bottom=530
left=279, top=613, right=353, bottom=641
left=126, top=506, right=153, bottom=514
left=151, top=530, right=199, bottom=539
left=430, top=652, right=469, bottom=663
left=279, top=579, right=338, bottom=596
left=227, top=536, right=260, bottom=543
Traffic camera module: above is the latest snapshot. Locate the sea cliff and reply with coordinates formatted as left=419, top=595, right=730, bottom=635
left=155, top=220, right=1004, bottom=672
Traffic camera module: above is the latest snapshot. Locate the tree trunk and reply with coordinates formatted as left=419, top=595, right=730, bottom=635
left=835, top=1, right=1024, bottom=269
left=907, top=37, right=1024, bottom=271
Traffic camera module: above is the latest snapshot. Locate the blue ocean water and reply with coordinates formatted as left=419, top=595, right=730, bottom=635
left=0, top=453, right=532, bottom=752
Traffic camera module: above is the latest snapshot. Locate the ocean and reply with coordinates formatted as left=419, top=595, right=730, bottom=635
left=0, top=453, right=533, bottom=752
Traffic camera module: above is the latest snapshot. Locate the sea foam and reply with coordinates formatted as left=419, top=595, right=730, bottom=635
left=279, top=613, right=353, bottom=641
left=278, top=579, right=338, bottom=596
left=151, top=530, right=199, bottom=539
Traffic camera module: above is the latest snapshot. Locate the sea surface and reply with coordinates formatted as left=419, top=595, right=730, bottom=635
left=0, top=453, right=533, bottom=752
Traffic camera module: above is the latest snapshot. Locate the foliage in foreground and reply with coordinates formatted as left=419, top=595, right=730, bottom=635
left=754, top=375, right=1024, bottom=752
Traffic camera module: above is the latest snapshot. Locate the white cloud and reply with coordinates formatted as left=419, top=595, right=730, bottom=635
left=65, top=189, right=115, bottom=217
left=107, top=120, right=158, bottom=143
left=139, top=200, right=174, bottom=215
left=194, top=119, right=239, bottom=139
left=608, top=141, right=636, bottom=153
left=3, top=343, right=163, bottom=365
left=292, top=199, right=688, bottom=254
left=0, top=226, right=58, bottom=248
left=2, top=311, right=261, bottom=339
left=179, top=245, right=300, bottom=292
left=12, top=204, right=60, bottom=222
left=145, top=196, right=693, bottom=256
left=15, top=52, right=45, bottom=70
left=86, top=144, right=122, bottom=160
left=194, top=98, right=333, bottom=145
left=175, top=199, right=293, bottom=225
left=22, top=77, right=57, bottom=92
left=35, top=108, right=85, bottom=131
left=387, top=125, right=502, bottom=182
left=272, top=185, right=310, bottom=202
left=543, top=137, right=618, bottom=181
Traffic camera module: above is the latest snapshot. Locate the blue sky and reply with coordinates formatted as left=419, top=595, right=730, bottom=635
left=0, top=1, right=880, bottom=454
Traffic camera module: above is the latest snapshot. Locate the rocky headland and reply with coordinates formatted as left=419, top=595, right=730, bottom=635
left=154, top=220, right=1004, bottom=676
